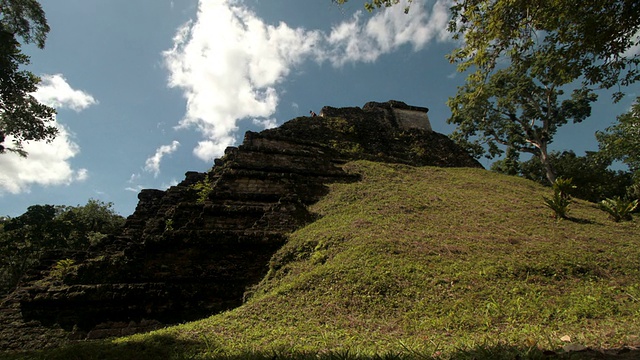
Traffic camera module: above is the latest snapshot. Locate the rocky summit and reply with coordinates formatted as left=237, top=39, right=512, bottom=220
left=0, top=101, right=482, bottom=350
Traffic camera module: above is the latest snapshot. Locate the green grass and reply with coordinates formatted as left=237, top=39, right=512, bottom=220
left=4, top=161, right=639, bottom=359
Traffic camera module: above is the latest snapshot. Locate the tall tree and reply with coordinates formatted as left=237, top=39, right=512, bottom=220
left=0, top=0, right=56, bottom=156
left=448, top=59, right=597, bottom=183
left=336, top=1, right=640, bottom=183
left=446, top=0, right=639, bottom=184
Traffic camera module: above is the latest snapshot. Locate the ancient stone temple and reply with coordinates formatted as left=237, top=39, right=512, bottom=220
left=0, top=101, right=482, bottom=350
left=322, top=100, right=432, bottom=131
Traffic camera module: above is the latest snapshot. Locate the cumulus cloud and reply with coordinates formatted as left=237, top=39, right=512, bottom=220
left=0, top=76, right=95, bottom=194
left=324, top=0, right=450, bottom=65
left=31, top=74, right=98, bottom=111
left=0, top=125, right=89, bottom=194
left=144, top=141, right=180, bottom=177
left=165, top=0, right=451, bottom=161
left=164, top=0, right=323, bottom=161
left=252, top=118, right=278, bottom=129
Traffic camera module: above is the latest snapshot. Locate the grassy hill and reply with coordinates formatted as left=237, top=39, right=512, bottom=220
left=5, top=161, right=640, bottom=359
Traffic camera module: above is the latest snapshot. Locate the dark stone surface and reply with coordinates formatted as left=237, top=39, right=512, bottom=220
left=0, top=101, right=482, bottom=351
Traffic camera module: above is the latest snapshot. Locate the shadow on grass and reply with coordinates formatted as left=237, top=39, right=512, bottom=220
left=566, top=216, right=597, bottom=224
left=2, top=337, right=639, bottom=360
left=450, top=344, right=640, bottom=360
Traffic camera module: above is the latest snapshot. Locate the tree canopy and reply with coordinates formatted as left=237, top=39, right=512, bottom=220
left=446, top=0, right=639, bottom=183
left=596, top=97, right=640, bottom=181
left=447, top=0, right=640, bottom=101
left=0, top=199, right=125, bottom=295
left=493, top=150, right=634, bottom=202
left=0, top=0, right=49, bottom=48
left=448, top=63, right=597, bottom=183
left=0, top=0, right=56, bottom=156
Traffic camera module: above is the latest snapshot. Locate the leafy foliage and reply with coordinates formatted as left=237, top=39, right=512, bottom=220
left=542, top=177, right=574, bottom=219
left=448, top=61, right=597, bottom=184
left=628, top=183, right=640, bottom=203
left=599, top=197, right=638, bottom=222
left=0, top=0, right=56, bottom=156
left=543, top=191, right=568, bottom=219
left=445, top=0, right=638, bottom=183
left=0, top=199, right=124, bottom=295
left=164, top=218, right=174, bottom=232
left=191, top=174, right=214, bottom=204
left=596, top=96, right=640, bottom=181
left=551, top=177, right=575, bottom=199
left=493, top=150, right=634, bottom=202
left=0, top=0, right=50, bottom=48
left=447, top=0, right=640, bottom=99
left=50, top=258, right=76, bottom=280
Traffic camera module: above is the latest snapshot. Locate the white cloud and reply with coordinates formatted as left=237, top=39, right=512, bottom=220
left=0, top=125, right=89, bottom=194
left=165, top=0, right=452, bottom=161
left=325, top=0, right=450, bottom=65
left=125, top=178, right=179, bottom=194
left=622, top=30, right=640, bottom=58
left=125, top=184, right=145, bottom=193
left=144, top=141, right=180, bottom=177
left=164, top=0, right=322, bottom=162
left=0, top=76, right=95, bottom=195
left=193, top=140, right=230, bottom=162
left=252, top=118, right=278, bottom=129
left=31, top=74, right=98, bottom=111
left=128, top=173, right=142, bottom=183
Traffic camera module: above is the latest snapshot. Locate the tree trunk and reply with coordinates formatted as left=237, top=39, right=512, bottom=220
left=539, top=145, right=556, bottom=184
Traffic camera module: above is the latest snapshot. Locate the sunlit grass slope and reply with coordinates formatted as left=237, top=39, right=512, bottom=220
left=10, top=161, right=640, bottom=359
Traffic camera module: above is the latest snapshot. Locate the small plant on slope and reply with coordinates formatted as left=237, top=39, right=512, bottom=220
left=543, top=177, right=575, bottom=219
left=191, top=174, right=214, bottom=204
left=552, top=177, right=576, bottom=199
left=599, top=197, right=638, bottom=222
left=50, top=259, right=76, bottom=280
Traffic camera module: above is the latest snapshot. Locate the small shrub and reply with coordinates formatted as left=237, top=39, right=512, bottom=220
left=87, top=231, right=108, bottom=246
left=552, top=177, right=576, bottom=199
left=50, top=259, right=76, bottom=280
left=165, top=218, right=174, bottom=231
left=543, top=178, right=574, bottom=219
left=599, top=197, right=638, bottom=222
left=192, top=174, right=214, bottom=204
left=543, top=191, right=571, bottom=219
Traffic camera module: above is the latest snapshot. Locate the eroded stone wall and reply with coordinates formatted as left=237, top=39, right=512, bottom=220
left=392, top=108, right=432, bottom=131
left=0, top=100, right=481, bottom=351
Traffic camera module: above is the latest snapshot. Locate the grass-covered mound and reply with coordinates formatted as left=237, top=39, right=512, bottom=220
left=6, top=161, right=639, bottom=359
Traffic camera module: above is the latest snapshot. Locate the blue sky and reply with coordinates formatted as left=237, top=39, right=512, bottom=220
left=1, top=0, right=638, bottom=217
